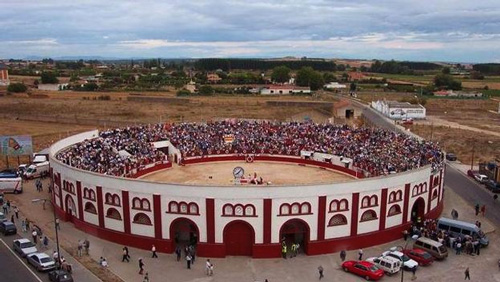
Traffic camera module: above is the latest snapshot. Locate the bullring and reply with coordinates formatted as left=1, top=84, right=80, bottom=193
left=49, top=121, right=445, bottom=258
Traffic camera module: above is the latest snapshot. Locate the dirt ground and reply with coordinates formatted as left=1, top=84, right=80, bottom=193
left=141, top=162, right=354, bottom=186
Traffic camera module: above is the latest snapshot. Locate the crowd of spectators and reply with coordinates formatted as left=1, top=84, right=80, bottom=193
left=57, top=120, right=443, bottom=177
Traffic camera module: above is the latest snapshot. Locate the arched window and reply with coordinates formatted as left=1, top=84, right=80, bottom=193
left=169, top=202, right=179, bottom=213
left=388, top=205, right=402, bottom=216
left=361, top=197, right=369, bottom=208
left=396, top=191, right=402, bottom=201
left=245, top=205, right=255, bottom=216
left=370, top=195, right=378, bottom=206
left=142, top=199, right=151, bottom=211
left=280, top=204, right=290, bottom=215
left=84, top=202, right=97, bottom=214
left=133, top=198, right=141, bottom=209
left=179, top=202, right=188, bottom=213
left=105, top=193, right=113, bottom=204
left=106, top=208, right=122, bottom=220
left=360, top=210, right=377, bottom=222
left=133, top=213, right=152, bottom=225
left=339, top=199, right=348, bottom=211
left=223, top=204, right=233, bottom=216
left=330, top=200, right=339, bottom=212
left=113, top=195, right=120, bottom=206
left=412, top=186, right=418, bottom=196
left=189, top=203, right=198, bottom=214
left=389, top=192, right=395, bottom=202
left=328, top=214, right=347, bottom=226
left=301, top=203, right=311, bottom=214
left=291, top=203, right=300, bottom=214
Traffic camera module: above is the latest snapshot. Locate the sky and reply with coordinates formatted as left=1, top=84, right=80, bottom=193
left=1, top=0, right=500, bottom=62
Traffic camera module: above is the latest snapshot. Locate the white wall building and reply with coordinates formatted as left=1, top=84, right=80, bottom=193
left=371, top=100, right=426, bottom=120
left=260, top=85, right=311, bottom=95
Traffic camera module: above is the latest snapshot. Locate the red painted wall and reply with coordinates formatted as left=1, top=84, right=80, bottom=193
left=122, top=191, right=131, bottom=234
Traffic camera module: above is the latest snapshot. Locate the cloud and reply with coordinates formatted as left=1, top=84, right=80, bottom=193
left=0, top=0, right=500, bottom=61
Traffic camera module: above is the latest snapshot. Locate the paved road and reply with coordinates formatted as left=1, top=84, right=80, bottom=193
left=0, top=238, right=47, bottom=282
left=444, top=164, right=500, bottom=226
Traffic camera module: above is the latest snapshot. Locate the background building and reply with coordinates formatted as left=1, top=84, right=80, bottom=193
left=371, top=100, right=426, bottom=120
left=0, top=64, right=10, bottom=86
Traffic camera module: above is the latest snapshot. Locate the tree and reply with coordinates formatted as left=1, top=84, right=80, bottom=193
left=433, top=74, right=462, bottom=90
left=198, top=85, right=214, bottom=96
left=295, top=67, right=324, bottom=90
left=271, top=66, right=291, bottom=83
left=350, top=83, right=357, bottom=92
left=7, top=83, right=27, bottom=93
left=40, top=72, right=59, bottom=84
left=323, top=72, right=336, bottom=83
left=442, top=67, right=451, bottom=74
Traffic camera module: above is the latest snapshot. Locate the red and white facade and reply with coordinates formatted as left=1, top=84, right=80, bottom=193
left=50, top=130, right=444, bottom=258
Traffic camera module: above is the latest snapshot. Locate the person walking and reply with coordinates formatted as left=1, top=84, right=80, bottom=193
left=411, top=266, right=417, bottom=280
left=281, top=243, right=287, bottom=259
left=318, top=265, right=324, bottom=280
left=358, top=249, right=363, bottom=260
left=475, top=203, right=480, bottom=216
left=43, top=236, right=48, bottom=250
left=464, top=267, right=470, bottom=280
left=175, top=246, right=181, bottom=261
left=32, top=229, right=38, bottom=244
left=143, top=272, right=149, bottom=282
left=11, top=214, right=14, bottom=223
left=186, top=253, right=192, bottom=269
left=14, top=206, right=19, bottom=219
left=139, top=258, right=145, bottom=275
left=290, top=243, right=297, bottom=258
left=21, top=219, right=26, bottom=233
left=77, top=240, right=83, bottom=257
left=340, top=250, right=346, bottom=262
left=84, top=239, right=90, bottom=255
left=122, top=246, right=130, bottom=262
left=206, top=259, right=214, bottom=276
left=151, top=245, right=158, bottom=258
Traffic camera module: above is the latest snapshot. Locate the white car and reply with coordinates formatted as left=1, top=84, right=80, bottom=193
left=382, top=249, right=419, bottom=270
left=27, top=253, right=56, bottom=272
left=474, top=174, right=488, bottom=184
left=13, top=238, right=38, bottom=257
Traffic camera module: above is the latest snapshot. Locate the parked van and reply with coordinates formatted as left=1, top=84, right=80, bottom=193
left=24, top=161, right=49, bottom=179
left=437, top=217, right=488, bottom=247
left=413, top=237, right=448, bottom=260
left=0, top=169, right=23, bottom=194
left=366, top=255, right=402, bottom=275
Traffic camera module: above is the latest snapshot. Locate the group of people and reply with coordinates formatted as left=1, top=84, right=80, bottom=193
left=57, top=120, right=443, bottom=178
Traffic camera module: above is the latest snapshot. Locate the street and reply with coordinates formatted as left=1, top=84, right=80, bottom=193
left=444, top=164, right=500, bottom=225
left=0, top=237, right=48, bottom=282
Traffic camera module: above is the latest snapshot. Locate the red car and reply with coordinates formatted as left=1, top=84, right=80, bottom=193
left=467, top=170, right=478, bottom=178
left=342, top=260, right=385, bottom=281
left=403, top=248, right=434, bottom=266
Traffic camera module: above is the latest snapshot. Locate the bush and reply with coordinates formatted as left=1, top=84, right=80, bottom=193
left=176, top=89, right=191, bottom=96
left=7, top=83, right=27, bottom=93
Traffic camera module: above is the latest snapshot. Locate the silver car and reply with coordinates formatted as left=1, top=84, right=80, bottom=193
left=27, top=253, right=56, bottom=272
left=13, top=238, right=38, bottom=257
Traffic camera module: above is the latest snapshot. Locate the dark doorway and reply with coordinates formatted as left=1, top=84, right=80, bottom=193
left=170, top=218, right=199, bottom=249
left=345, top=109, right=354, bottom=119
left=411, top=197, right=426, bottom=227
left=280, top=219, right=310, bottom=255
left=65, top=195, right=76, bottom=223
left=224, top=221, right=255, bottom=256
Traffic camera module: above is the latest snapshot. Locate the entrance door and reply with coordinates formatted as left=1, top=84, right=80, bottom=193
left=280, top=219, right=309, bottom=254
left=170, top=218, right=199, bottom=249
left=224, top=221, right=254, bottom=256
left=411, top=197, right=425, bottom=226
left=65, top=195, right=76, bottom=223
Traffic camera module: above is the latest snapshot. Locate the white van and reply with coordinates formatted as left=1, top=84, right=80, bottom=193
left=24, top=161, right=49, bottom=179
left=366, top=256, right=402, bottom=275
left=437, top=217, right=489, bottom=247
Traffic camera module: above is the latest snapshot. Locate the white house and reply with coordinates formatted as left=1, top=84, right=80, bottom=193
left=371, top=100, right=426, bottom=120
left=260, top=85, right=311, bottom=95
left=38, top=83, right=69, bottom=91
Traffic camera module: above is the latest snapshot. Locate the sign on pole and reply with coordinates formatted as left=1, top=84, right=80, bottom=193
left=0, top=135, right=33, bottom=156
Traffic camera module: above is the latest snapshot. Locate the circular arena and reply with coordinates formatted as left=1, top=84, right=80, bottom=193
left=49, top=121, right=445, bottom=258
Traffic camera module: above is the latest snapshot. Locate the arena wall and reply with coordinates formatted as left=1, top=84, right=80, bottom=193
left=50, top=130, right=444, bottom=258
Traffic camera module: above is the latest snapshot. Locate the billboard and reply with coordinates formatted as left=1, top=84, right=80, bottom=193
left=0, top=135, right=33, bottom=156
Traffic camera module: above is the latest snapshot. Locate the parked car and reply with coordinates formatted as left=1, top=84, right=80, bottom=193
left=48, top=269, right=74, bottom=282
left=485, top=180, right=500, bottom=193
left=342, top=260, right=385, bottom=281
left=0, top=221, right=17, bottom=235
left=382, top=248, right=419, bottom=270
left=474, top=174, right=489, bottom=184
left=445, top=153, right=457, bottom=161
left=13, top=238, right=38, bottom=257
left=402, top=248, right=434, bottom=266
left=0, top=211, right=6, bottom=222
left=402, top=118, right=414, bottom=125
left=467, top=170, right=479, bottom=178
left=27, top=253, right=56, bottom=272
left=366, top=255, right=402, bottom=275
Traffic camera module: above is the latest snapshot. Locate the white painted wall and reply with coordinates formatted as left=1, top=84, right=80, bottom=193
left=271, top=197, right=318, bottom=243
left=215, top=199, right=263, bottom=244
left=161, top=196, right=207, bottom=242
